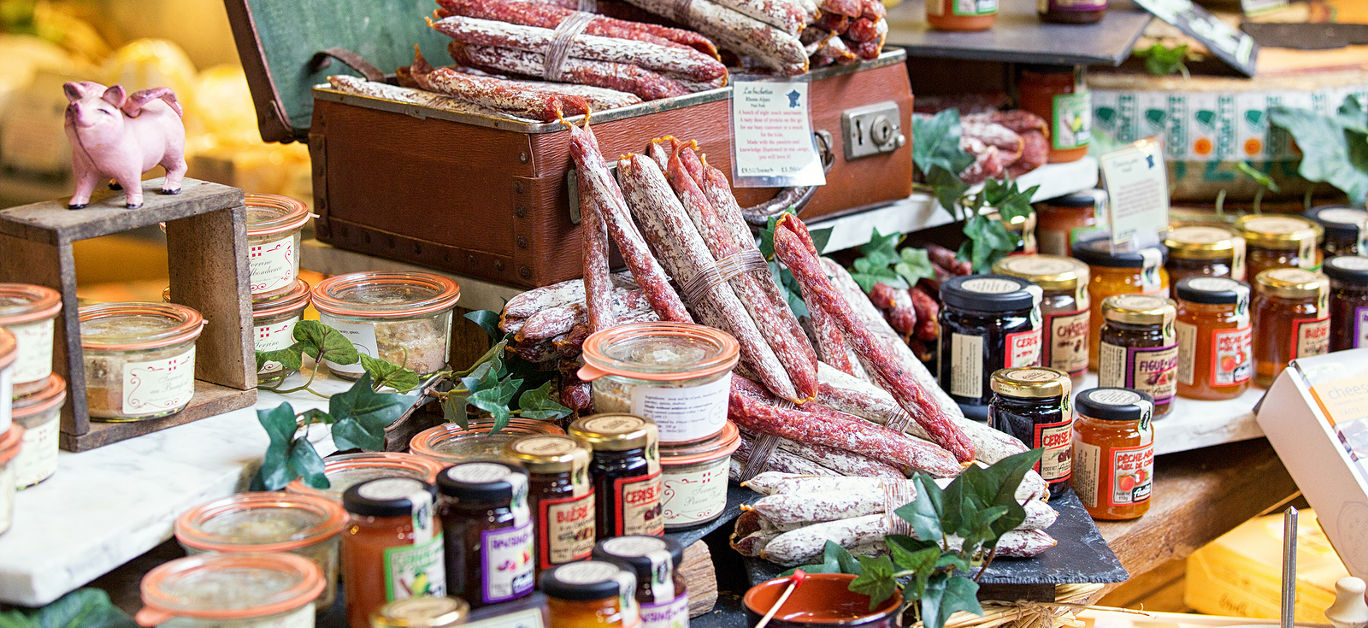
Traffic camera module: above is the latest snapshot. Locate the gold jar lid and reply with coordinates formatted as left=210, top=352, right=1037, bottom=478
left=990, top=367, right=1072, bottom=399
left=1101, top=293, right=1176, bottom=325
left=569, top=414, right=657, bottom=451
left=1235, top=215, right=1322, bottom=249
left=1164, top=225, right=1243, bottom=260
left=371, top=596, right=469, bottom=627
left=990, top=255, right=1089, bottom=293
left=503, top=435, right=591, bottom=474
left=1254, top=268, right=1329, bottom=299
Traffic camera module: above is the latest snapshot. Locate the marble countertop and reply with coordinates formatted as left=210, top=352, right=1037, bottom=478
left=0, top=368, right=352, bottom=607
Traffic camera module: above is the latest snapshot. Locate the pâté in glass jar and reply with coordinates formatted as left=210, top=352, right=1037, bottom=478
left=311, top=271, right=460, bottom=379
left=245, top=193, right=311, bottom=300
left=134, top=552, right=324, bottom=628
left=251, top=279, right=311, bottom=380
left=411, top=418, right=565, bottom=466
left=79, top=302, right=204, bottom=421
left=286, top=451, right=445, bottom=501
left=0, top=283, right=61, bottom=398
left=0, top=329, right=12, bottom=433
left=11, top=373, right=65, bottom=489
left=0, top=424, right=22, bottom=535
left=658, top=420, right=741, bottom=530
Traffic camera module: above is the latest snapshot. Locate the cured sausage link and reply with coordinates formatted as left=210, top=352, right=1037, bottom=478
left=410, top=50, right=589, bottom=121
left=773, top=216, right=976, bottom=462
left=503, top=273, right=637, bottom=319
left=579, top=171, right=616, bottom=333
left=450, top=42, right=692, bottom=101
left=436, top=0, right=721, bottom=58
left=618, top=0, right=808, bottom=75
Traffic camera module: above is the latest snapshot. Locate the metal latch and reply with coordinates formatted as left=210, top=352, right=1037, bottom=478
left=840, top=101, right=905, bottom=161
left=565, top=161, right=620, bottom=225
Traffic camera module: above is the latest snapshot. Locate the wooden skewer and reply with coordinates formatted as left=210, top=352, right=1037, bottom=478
left=755, top=570, right=808, bottom=628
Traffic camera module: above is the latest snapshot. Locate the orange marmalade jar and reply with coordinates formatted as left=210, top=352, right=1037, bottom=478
left=1236, top=215, right=1322, bottom=280
left=1163, top=224, right=1247, bottom=296
left=926, top=0, right=998, bottom=31
left=1073, top=237, right=1169, bottom=370
left=1252, top=268, right=1330, bottom=388
left=1174, top=277, right=1252, bottom=401
left=1017, top=65, right=1090, bottom=163
left=1071, top=388, right=1154, bottom=521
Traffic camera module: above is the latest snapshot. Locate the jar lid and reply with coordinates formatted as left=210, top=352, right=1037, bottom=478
left=175, top=492, right=348, bottom=553
left=1101, top=294, right=1176, bottom=325
left=0, top=283, right=62, bottom=326
left=1072, top=238, right=1168, bottom=269
left=1175, top=277, right=1250, bottom=306
left=659, top=420, right=741, bottom=466
left=343, top=477, right=438, bottom=518
left=371, top=597, right=470, bottom=628
left=579, top=321, right=740, bottom=383
left=1255, top=268, right=1329, bottom=299
left=592, top=535, right=684, bottom=579
left=1235, top=215, right=1321, bottom=249
left=503, top=434, right=591, bottom=474
left=1323, top=256, right=1368, bottom=284
left=940, top=275, right=1039, bottom=313
left=989, top=367, right=1070, bottom=399
left=287, top=452, right=445, bottom=500
left=79, top=302, right=205, bottom=351
left=436, top=461, right=528, bottom=502
left=411, top=419, right=566, bottom=464
left=245, top=193, right=311, bottom=237
left=1303, top=205, right=1366, bottom=240
left=311, top=271, right=460, bottom=319
left=540, top=561, right=636, bottom=601
left=569, top=414, right=658, bottom=451
left=1041, top=191, right=1101, bottom=209
left=1075, top=388, right=1154, bottom=423
left=136, top=552, right=324, bottom=623
left=12, top=374, right=67, bottom=421
left=252, top=279, right=311, bottom=318
left=0, top=425, right=23, bottom=465
left=0, top=328, right=13, bottom=371
left=990, top=255, right=1088, bottom=292
left=1164, top=225, right=1242, bottom=260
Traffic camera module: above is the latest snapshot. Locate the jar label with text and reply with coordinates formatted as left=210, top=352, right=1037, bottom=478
left=0, top=366, right=9, bottom=431
left=641, top=594, right=690, bottom=628
left=948, top=332, right=984, bottom=399
left=1108, top=443, right=1154, bottom=507
left=255, top=315, right=302, bottom=374
left=1044, top=309, right=1089, bottom=375
left=122, top=347, right=196, bottom=416
left=321, top=317, right=376, bottom=376
left=249, top=235, right=297, bottom=295
left=1293, top=316, right=1331, bottom=358
left=952, top=0, right=997, bottom=15
left=630, top=373, right=731, bottom=443
left=481, top=521, right=535, bottom=603
left=1005, top=327, right=1043, bottom=368
left=383, top=534, right=447, bottom=601
left=1175, top=320, right=1196, bottom=386
left=1211, top=326, right=1252, bottom=386
left=9, top=319, right=54, bottom=383
left=16, top=415, right=58, bottom=488
left=1033, top=417, right=1073, bottom=485
left=538, top=492, right=596, bottom=569
left=662, top=460, right=729, bottom=527
left=615, top=471, right=664, bottom=536
left=1051, top=91, right=1091, bottom=150
left=1356, top=307, right=1368, bottom=348
left=1099, top=342, right=1177, bottom=404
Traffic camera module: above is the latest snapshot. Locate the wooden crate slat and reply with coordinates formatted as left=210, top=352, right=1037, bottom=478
left=0, top=179, right=243, bottom=241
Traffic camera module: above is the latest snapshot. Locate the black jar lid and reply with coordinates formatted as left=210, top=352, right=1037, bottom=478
left=1042, top=191, right=1101, bottom=209
left=540, top=561, right=635, bottom=601
left=343, top=477, right=438, bottom=518
left=592, top=536, right=684, bottom=579
left=1175, top=277, right=1250, bottom=305
left=1075, top=388, right=1154, bottom=423
left=1304, top=205, right=1367, bottom=239
left=1324, top=255, right=1368, bottom=283
left=940, top=275, right=1039, bottom=313
left=436, top=461, right=528, bottom=502
left=1071, top=237, right=1167, bottom=269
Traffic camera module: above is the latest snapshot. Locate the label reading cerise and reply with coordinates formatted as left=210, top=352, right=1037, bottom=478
left=122, top=347, right=196, bottom=415
left=1211, top=326, right=1252, bottom=386
left=481, top=521, right=534, bottom=603
left=614, top=471, right=664, bottom=536
left=1108, top=442, right=1154, bottom=507
left=249, top=235, right=297, bottom=295
left=1293, top=317, right=1331, bottom=358
left=539, top=492, right=595, bottom=569
left=1033, top=417, right=1073, bottom=485
left=1005, top=327, right=1043, bottom=368
left=1045, top=309, right=1088, bottom=375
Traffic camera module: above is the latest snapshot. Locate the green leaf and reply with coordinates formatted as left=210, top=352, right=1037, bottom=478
left=782, top=541, right=859, bottom=576
left=330, top=374, right=417, bottom=451
left=962, top=214, right=1019, bottom=273
left=770, top=260, right=809, bottom=319
left=849, top=555, right=898, bottom=610
left=920, top=574, right=984, bottom=628
left=299, top=407, right=334, bottom=425
left=895, top=248, right=936, bottom=286
left=442, top=393, right=469, bottom=429
left=809, top=226, right=834, bottom=255
left=255, top=342, right=303, bottom=373
left=289, top=437, right=329, bottom=489
left=256, top=402, right=301, bottom=490
left=360, top=354, right=423, bottom=393
left=1236, top=162, right=1281, bottom=192
left=1133, top=42, right=1190, bottom=77
left=517, top=381, right=572, bottom=420
left=465, top=309, right=503, bottom=340
left=468, top=376, right=521, bottom=432
left=913, top=109, right=974, bottom=176
left=926, top=165, right=970, bottom=218
left=0, top=589, right=137, bottom=628
left=886, top=535, right=940, bottom=598
left=959, top=449, right=1043, bottom=540
left=1270, top=96, right=1368, bottom=205
left=292, top=320, right=360, bottom=365
left=897, top=473, right=948, bottom=543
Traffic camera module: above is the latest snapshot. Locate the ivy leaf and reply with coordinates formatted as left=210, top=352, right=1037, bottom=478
left=926, top=165, right=970, bottom=218
left=962, top=214, right=1019, bottom=273
left=255, top=342, right=304, bottom=373
left=1133, top=42, right=1191, bottom=78
left=959, top=449, right=1042, bottom=539
left=292, top=320, right=359, bottom=365
left=468, top=377, right=522, bottom=432
left=465, top=309, right=503, bottom=340
left=289, top=437, right=329, bottom=489
left=809, top=226, right=834, bottom=255
left=1270, top=95, right=1368, bottom=205
left=850, top=257, right=906, bottom=292
left=299, top=408, right=334, bottom=425
left=896, top=473, right=948, bottom=543
left=330, top=374, right=416, bottom=451
left=886, top=535, right=939, bottom=598
left=360, top=355, right=423, bottom=393
left=895, top=248, right=936, bottom=286
left=442, top=393, right=469, bottom=429
left=517, top=381, right=572, bottom=420
left=255, top=402, right=302, bottom=490
left=920, top=573, right=984, bottom=628
left=769, top=260, right=809, bottom=319
left=849, top=555, right=898, bottom=610
left=785, top=541, right=862, bottom=576
left=0, top=588, right=138, bottom=628
left=913, top=109, right=974, bottom=176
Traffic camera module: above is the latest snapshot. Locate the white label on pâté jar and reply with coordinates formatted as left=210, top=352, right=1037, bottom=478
left=630, top=373, right=731, bottom=443
left=254, top=315, right=301, bottom=374
left=321, top=317, right=377, bottom=376
left=16, top=414, right=58, bottom=488
left=249, top=235, right=298, bottom=296
left=122, top=347, right=196, bottom=416
left=9, top=318, right=53, bottom=383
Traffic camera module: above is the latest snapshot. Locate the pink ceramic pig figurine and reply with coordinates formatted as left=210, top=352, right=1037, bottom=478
left=63, top=81, right=187, bottom=209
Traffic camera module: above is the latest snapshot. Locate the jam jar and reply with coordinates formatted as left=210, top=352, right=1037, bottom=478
left=371, top=597, right=469, bottom=628
left=938, top=275, right=1043, bottom=421
left=1071, top=388, right=1155, bottom=521
left=1098, top=294, right=1178, bottom=417
left=1236, top=214, right=1323, bottom=279
left=502, top=434, right=596, bottom=573
left=1163, top=224, right=1247, bottom=294
left=11, top=373, right=63, bottom=489
left=540, top=561, right=639, bottom=628
left=311, top=271, right=461, bottom=379
left=658, top=420, right=741, bottom=529
left=1173, top=277, right=1252, bottom=401
left=79, top=302, right=204, bottom=421
left=1036, top=191, right=1106, bottom=256
left=926, top=0, right=997, bottom=31
left=1253, top=268, right=1330, bottom=387
left=578, top=321, right=739, bottom=445
left=593, top=536, right=688, bottom=628
left=437, top=462, right=535, bottom=609
left=569, top=414, right=664, bottom=537
left=1038, top=0, right=1106, bottom=24
left=1073, top=237, right=1169, bottom=369
left=343, top=478, right=447, bottom=628
left=0, top=283, right=61, bottom=398
left=1017, top=65, right=1090, bottom=163
left=988, top=367, right=1073, bottom=498
left=411, top=419, right=565, bottom=466
left=245, top=193, right=311, bottom=300
left=992, top=255, right=1091, bottom=383
left=286, top=451, right=445, bottom=501
left=1304, top=205, right=1367, bottom=257
left=1325, top=256, right=1368, bottom=351
left=134, top=553, right=324, bottom=628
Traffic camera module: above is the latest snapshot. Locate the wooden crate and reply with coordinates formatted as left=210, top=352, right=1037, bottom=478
left=0, top=177, right=257, bottom=451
